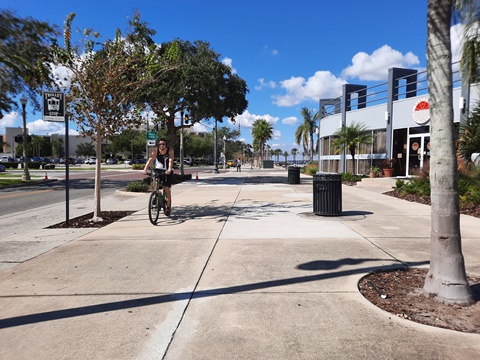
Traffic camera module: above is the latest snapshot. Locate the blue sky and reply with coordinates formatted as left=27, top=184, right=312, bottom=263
left=1, top=0, right=462, bottom=154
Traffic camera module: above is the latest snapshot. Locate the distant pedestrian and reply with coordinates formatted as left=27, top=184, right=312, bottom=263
left=236, top=158, right=242, bottom=172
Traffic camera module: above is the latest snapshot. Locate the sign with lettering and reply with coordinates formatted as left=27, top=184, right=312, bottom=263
left=42, top=92, right=65, bottom=122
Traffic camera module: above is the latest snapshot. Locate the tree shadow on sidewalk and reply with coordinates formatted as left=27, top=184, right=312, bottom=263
left=0, top=259, right=428, bottom=329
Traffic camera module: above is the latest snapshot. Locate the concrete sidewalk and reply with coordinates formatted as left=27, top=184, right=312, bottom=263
left=0, top=168, right=479, bottom=360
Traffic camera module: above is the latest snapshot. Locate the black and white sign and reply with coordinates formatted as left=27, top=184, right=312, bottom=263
left=42, top=91, right=65, bottom=122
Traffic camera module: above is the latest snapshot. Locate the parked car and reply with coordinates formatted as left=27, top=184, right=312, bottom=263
left=85, top=157, right=97, bottom=165
left=131, top=159, right=146, bottom=164
left=106, top=158, right=118, bottom=164
left=0, top=156, right=14, bottom=162
left=0, top=164, right=6, bottom=172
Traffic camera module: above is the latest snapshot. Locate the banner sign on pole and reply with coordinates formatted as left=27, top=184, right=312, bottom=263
left=42, top=91, right=65, bottom=122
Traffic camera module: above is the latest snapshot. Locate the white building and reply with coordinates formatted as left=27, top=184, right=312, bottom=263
left=318, top=65, right=478, bottom=176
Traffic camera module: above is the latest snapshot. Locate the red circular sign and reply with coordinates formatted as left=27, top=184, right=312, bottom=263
left=412, top=142, right=419, bottom=151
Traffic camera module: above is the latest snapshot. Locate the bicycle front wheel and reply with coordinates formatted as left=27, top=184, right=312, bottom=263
left=148, top=191, right=160, bottom=225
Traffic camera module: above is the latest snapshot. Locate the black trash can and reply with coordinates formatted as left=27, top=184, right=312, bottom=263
left=288, top=166, right=300, bottom=184
left=313, top=173, right=342, bottom=216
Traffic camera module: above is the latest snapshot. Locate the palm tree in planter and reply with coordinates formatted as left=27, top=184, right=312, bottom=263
left=331, top=122, right=373, bottom=175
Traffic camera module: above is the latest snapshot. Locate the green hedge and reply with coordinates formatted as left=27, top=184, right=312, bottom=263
left=2, top=162, right=18, bottom=169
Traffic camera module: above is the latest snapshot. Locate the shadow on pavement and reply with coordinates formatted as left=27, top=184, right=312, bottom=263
left=0, top=260, right=429, bottom=329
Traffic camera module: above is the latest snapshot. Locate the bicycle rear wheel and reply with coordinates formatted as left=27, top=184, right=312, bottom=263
left=148, top=191, right=160, bottom=225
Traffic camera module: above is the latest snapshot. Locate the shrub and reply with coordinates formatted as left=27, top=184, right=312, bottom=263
left=28, top=162, right=41, bottom=169
left=342, top=172, right=362, bottom=182
left=3, top=162, right=18, bottom=169
left=132, top=164, right=144, bottom=170
left=126, top=180, right=149, bottom=192
left=398, top=177, right=430, bottom=196
left=304, top=163, right=318, bottom=175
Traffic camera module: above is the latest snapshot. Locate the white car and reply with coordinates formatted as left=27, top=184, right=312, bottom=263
left=85, top=157, right=97, bottom=165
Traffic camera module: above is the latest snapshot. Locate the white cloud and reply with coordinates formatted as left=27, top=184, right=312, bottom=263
left=341, top=45, right=420, bottom=81
left=233, top=110, right=279, bottom=129
left=272, top=49, right=279, bottom=56
left=272, top=129, right=281, bottom=139
left=274, top=71, right=345, bottom=107
left=282, top=116, right=298, bottom=125
left=255, top=78, right=277, bottom=90
left=451, top=23, right=464, bottom=64
left=0, top=112, right=19, bottom=132
left=28, top=119, right=67, bottom=135
left=222, top=57, right=237, bottom=74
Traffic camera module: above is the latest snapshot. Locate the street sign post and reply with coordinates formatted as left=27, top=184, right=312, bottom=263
left=42, top=91, right=69, bottom=225
left=147, top=131, right=157, bottom=147
left=42, top=92, right=65, bottom=122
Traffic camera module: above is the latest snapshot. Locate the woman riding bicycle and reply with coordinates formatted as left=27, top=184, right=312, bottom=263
left=143, top=137, right=174, bottom=216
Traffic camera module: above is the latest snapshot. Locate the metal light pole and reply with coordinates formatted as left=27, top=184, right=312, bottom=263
left=180, top=111, right=185, bottom=176
left=223, top=135, right=226, bottom=169
left=20, top=96, right=30, bottom=180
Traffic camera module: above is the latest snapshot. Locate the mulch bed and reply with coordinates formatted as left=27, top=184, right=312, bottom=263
left=46, top=211, right=135, bottom=229
left=358, top=268, right=480, bottom=333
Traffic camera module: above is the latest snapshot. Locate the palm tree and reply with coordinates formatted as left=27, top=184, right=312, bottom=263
left=283, top=151, right=289, bottom=164
left=423, top=0, right=473, bottom=305
left=330, top=122, right=373, bottom=175
left=291, top=148, right=298, bottom=163
left=273, top=149, right=282, bottom=162
left=295, top=107, right=318, bottom=161
left=251, top=118, right=273, bottom=168
left=458, top=102, right=480, bottom=166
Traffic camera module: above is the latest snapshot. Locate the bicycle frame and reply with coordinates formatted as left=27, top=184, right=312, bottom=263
left=148, top=169, right=167, bottom=225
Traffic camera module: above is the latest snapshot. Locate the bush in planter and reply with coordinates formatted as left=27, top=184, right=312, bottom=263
left=126, top=180, right=149, bottom=192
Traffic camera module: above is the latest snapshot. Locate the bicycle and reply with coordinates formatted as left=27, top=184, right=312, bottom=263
left=147, top=169, right=168, bottom=225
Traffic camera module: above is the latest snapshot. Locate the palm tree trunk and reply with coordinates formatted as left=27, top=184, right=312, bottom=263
left=423, top=0, right=473, bottom=305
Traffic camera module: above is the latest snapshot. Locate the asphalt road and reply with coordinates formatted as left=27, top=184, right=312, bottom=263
left=0, top=169, right=146, bottom=217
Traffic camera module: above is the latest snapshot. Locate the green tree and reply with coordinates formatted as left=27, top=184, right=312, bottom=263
left=283, top=151, right=289, bottom=164
left=272, top=149, right=282, bottom=162
left=251, top=119, right=273, bottom=168
left=106, top=130, right=145, bottom=160
left=294, top=107, right=318, bottom=161
left=458, top=102, right=480, bottom=166
left=30, top=135, right=50, bottom=157
left=423, top=0, right=474, bottom=305
left=76, top=142, right=96, bottom=158
left=52, top=13, right=169, bottom=221
left=0, top=10, right=57, bottom=118
left=51, top=138, right=64, bottom=158
left=291, top=148, right=298, bottom=163
left=139, top=40, right=248, bottom=146
left=330, top=122, right=373, bottom=175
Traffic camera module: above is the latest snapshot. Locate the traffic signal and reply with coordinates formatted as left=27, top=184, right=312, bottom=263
left=185, top=114, right=189, bottom=124
left=14, top=135, right=23, bottom=143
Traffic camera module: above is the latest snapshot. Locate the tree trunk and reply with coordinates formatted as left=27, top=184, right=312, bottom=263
left=424, top=0, right=473, bottom=305
left=93, top=128, right=103, bottom=221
